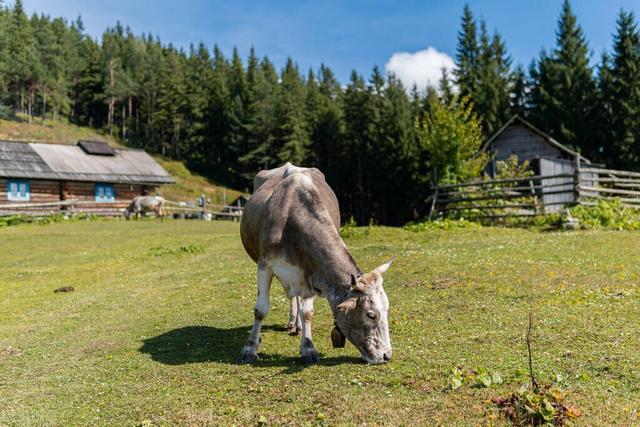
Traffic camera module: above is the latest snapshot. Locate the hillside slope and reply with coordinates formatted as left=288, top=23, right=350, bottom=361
left=0, top=116, right=245, bottom=204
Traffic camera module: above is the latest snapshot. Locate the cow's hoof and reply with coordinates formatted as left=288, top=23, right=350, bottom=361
left=301, top=352, right=320, bottom=365
left=287, top=323, right=298, bottom=336
left=236, top=353, right=258, bottom=364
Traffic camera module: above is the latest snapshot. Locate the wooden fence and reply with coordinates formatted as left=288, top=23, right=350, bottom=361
left=0, top=198, right=244, bottom=219
left=429, top=165, right=640, bottom=220
left=577, top=167, right=640, bottom=208
left=163, top=199, right=243, bottom=220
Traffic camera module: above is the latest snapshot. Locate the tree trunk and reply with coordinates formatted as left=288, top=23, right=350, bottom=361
left=174, top=122, right=181, bottom=158
left=41, top=86, right=47, bottom=125
left=122, top=104, right=126, bottom=142
left=27, top=87, right=34, bottom=125
left=108, top=59, right=116, bottom=136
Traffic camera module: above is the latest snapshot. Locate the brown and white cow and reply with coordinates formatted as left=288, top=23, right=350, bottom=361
left=123, top=195, right=166, bottom=221
left=238, top=163, right=392, bottom=365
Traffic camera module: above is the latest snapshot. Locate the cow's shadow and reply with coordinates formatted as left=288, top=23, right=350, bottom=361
left=139, top=325, right=362, bottom=374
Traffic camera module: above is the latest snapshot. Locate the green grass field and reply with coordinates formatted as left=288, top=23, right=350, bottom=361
left=0, top=221, right=639, bottom=425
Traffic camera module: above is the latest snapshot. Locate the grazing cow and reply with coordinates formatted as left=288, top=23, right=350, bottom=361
left=239, top=163, right=392, bottom=364
left=123, top=195, right=166, bottom=221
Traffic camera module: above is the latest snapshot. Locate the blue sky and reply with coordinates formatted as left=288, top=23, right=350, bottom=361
left=21, top=0, right=640, bottom=89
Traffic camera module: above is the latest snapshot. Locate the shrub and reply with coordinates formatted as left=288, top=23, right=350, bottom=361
left=0, top=213, right=100, bottom=228
left=569, top=199, right=640, bottom=230
left=405, top=218, right=481, bottom=232
left=340, top=216, right=370, bottom=238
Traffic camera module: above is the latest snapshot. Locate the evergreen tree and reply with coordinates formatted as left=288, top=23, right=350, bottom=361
left=607, top=10, right=640, bottom=168
left=529, top=0, right=596, bottom=156
left=183, top=43, right=213, bottom=165
left=7, top=0, right=40, bottom=120
left=239, top=55, right=279, bottom=184
left=510, top=64, right=528, bottom=118
left=474, top=24, right=512, bottom=135
left=312, top=64, right=346, bottom=194
left=454, top=4, right=479, bottom=99
left=274, top=58, right=309, bottom=165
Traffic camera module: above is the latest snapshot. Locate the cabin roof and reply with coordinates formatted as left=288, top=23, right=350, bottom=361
left=0, top=140, right=174, bottom=184
left=482, top=115, right=590, bottom=163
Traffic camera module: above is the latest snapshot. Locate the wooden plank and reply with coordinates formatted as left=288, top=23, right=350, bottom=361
left=581, top=167, right=640, bottom=178
left=464, top=213, right=538, bottom=218
left=441, top=203, right=536, bottom=211
left=0, top=199, right=80, bottom=209
left=437, top=188, right=574, bottom=205
left=596, top=177, right=640, bottom=184
left=437, top=181, right=574, bottom=197
left=578, top=185, right=640, bottom=197
left=432, top=173, right=574, bottom=190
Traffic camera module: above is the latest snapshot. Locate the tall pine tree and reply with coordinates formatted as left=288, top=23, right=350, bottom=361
left=529, top=0, right=596, bottom=156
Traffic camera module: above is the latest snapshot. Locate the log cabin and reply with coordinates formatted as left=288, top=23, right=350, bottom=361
left=0, top=140, right=174, bottom=215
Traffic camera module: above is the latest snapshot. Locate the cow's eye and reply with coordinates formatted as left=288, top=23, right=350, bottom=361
left=367, top=311, right=376, bottom=320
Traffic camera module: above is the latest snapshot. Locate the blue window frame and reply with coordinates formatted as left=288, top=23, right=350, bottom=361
left=95, top=183, right=115, bottom=203
left=7, top=179, right=30, bottom=202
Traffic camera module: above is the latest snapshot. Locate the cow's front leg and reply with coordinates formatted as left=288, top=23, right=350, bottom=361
left=288, top=296, right=301, bottom=335
left=299, top=296, right=319, bottom=364
left=237, top=262, right=273, bottom=364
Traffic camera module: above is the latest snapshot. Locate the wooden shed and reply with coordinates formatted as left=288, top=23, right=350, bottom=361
left=483, top=115, right=590, bottom=175
left=0, top=140, right=174, bottom=214
left=482, top=115, right=594, bottom=211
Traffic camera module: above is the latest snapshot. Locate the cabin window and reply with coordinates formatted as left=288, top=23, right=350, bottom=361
left=95, top=183, right=115, bottom=203
left=7, top=179, right=30, bottom=201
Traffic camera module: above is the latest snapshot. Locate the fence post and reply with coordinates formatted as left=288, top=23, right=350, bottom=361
left=529, top=179, right=540, bottom=214
left=574, top=153, right=581, bottom=205
left=200, top=194, right=207, bottom=219
left=427, top=189, right=438, bottom=221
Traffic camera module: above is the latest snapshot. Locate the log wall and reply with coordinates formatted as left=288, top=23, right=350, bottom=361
left=0, top=178, right=158, bottom=213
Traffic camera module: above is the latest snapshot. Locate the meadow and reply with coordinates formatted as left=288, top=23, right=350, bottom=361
left=0, top=220, right=638, bottom=425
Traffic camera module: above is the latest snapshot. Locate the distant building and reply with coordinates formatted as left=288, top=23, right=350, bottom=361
left=0, top=140, right=174, bottom=214
left=482, top=115, right=595, bottom=211
left=483, top=115, right=591, bottom=177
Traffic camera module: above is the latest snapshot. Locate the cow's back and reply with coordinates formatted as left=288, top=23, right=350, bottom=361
left=240, top=163, right=340, bottom=263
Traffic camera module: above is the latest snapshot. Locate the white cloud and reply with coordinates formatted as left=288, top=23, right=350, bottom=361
left=384, top=47, right=455, bottom=93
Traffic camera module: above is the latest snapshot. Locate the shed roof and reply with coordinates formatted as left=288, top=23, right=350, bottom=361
left=482, top=115, right=590, bottom=163
left=0, top=140, right=174, bottom=184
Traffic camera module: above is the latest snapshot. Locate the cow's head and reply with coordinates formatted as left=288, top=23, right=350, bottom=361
left=334, top=261, right=392, bottom=364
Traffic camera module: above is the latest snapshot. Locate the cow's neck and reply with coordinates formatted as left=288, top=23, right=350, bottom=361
left=307, top=236, right=361, bottom=309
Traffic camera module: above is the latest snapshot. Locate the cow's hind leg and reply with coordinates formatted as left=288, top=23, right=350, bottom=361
left=237, top=261, right=273, bottom=364
left=299, top=296, right=320, bottom=364
left=287, top=296, right=301, bottom=335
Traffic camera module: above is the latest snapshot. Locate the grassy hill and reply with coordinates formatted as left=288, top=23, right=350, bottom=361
left=0, top=115, right=245, bottom=204
left=0, top=114, right=115, bottom=145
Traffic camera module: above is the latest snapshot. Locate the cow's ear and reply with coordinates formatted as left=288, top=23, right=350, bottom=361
left=337, top=297, right=357, bottom=314
left=374, top=260, right=392, bottom=275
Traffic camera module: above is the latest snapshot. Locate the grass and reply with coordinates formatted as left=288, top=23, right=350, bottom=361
left=0, top=114, right=116, bottom=145
left=0, top=221, right=639, bottom=425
